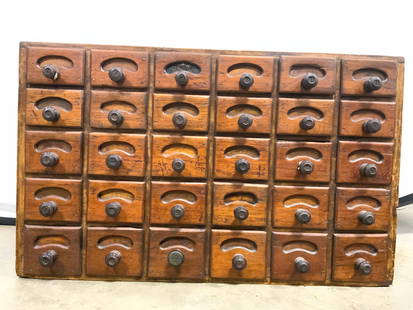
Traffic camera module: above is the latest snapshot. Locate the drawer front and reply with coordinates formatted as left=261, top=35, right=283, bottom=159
left=25, top=131, right=83, bottom=174
left=333, top=234, right=388, bottom=283
left=336, top=141, right=393, bottom=184
left=216, top=96, right=272, bottom=134
left=211, top=230, right=266, bottom=280
left=279, top=56, right=337, bottom=94
left=152, top=135, right=208, bottom=178
left=87, top=180, right=145, bottom=224
left=23, top=225, right=81, bottom=276
left=88, top=133, right=146, bottom=177
left=275, top=141, right=332, bottom=182
left=335, top=187, right=390, bottom=231
left=148, top=228, right=205, bottom=279
left=155, top=52, right=211, bottom=91
left=273, top=186, right=329, bottom=229
left=271, top=232, right=328, bottom=282
left=27, top=47, right=85, bottom=86
left=86, top=227, right=143, bottom=277
left=217, top=55, right=274, bottom=93
left=339, top=100, right=396, bottom=138
left=150, top=182, right=207, bottom=225
left=26, top=89, right=83, bottom=128
left=341, top=59, right=397, bottom=97
left=91, top=49, right=149, bottom=88
left=153, top=93, right=209, bottom=132
left=215, top=137, right=270, bottom=180
left=213, top=182, right=268, bottom=227
left=25, top=178, right=82, bottom=223
left=277, top=98, right=334, bottom=136
left=90, top=90, right=147, bottom=129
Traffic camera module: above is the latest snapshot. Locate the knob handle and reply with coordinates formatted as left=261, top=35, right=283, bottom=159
left=42, top=64, right=59, bottom=80
left=172, top=113, right=187, bottom=129
left=235, top=158, right=250, bottom=174
left=295, top=257, right=310, bottom=273
left=175, top=71, right=188, bottom=86
left=108, top=110, right=124, bottom=126
left=105, top=202, right=121, bottom=217
left=171, top=204, right=185, bottom=220
left=363, top=119, right=381, bottom=134
left=39, top=249, right=57, bottom=267
left=301, top=73, right=318, bottom=90
left=355, top=258, right=372, bottom=275
left=358, top=210, right=375, bottom=225
left=234, top=206, right=249, bottom=221
left=108, top=67, right=125, bottom=83
left=105, top=250, right=122, bottom=267
left=295, top=209, right=311, bottom=224
left=106, top=154, right=122, bottom=170
left=42, top=106, right=60, bottom=122
left=300, top=116, right=315, bottom=130
left=232, top=254, right=247, bottom=270
left=360, top=163, right=377, bottom=177
left=40, top=152, right=59, bottom=167
left=238, top=114, right=253, bottom=129
left=239, top=73, right=254, bottom=89
left=172, top=158, right=185, bottom=173
left=39, top=201, right=57, bottom=217
left=168, top=249, right=185, bottom=267
left=298, top=160, right=313, bottom=175
left=364, top=76, right=382, bottom=92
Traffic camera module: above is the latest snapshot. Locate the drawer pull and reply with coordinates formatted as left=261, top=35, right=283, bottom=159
left=238, top=114, right=253, bottom=129
left=358, top=210, right=375, bottom=225
left=232, top=254, right=247, bottom=270
left=300, top=116, right=316, bottom=130
left=239, top=73, right=254, bottom=89
left=360, top=163, right=377, bottom=177
left=108, top=110, right=124, bottom=126
left=301, top=73, right=318, bottom=90
left=295, top=209, right=311, bottom=224
left=234, top=206, right=249, bottom=221
left=235, top=158, right=250, bottom=174
left=39, top=249, right=57, bottom=267
left=39, top=201, right=57, bottom=217
left=298, top=160, right=313, bottom=175
left=105, top=202, right=122, bottom=217
left=363, top=119, right=381, bottom=134
left=106, top=154, right=122, bottom=169
left=172, top=158, right=185, bottom=173
left=105, top=250, right=122, bottom=267
left=171, top=204, right=185, bottom=220
left=108, top=67, right=125, bottom=83
left=355, top=258, right=372, bottom=275
left=168, top=249, right=185, bottom=267
left=295, top=257, right=310, bottom=273
left=364, top=76, right=382, bottom=92
left=175, top=71, right=188, bottom=86
left=42, top=106, right=60, bottom=122
left=40, top=152, right=59, bottom=167
left=172, top=112, right=187, bottom=129
left=42, top=64, right=59, bottom=80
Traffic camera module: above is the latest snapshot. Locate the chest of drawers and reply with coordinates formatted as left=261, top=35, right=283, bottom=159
left=15, top=42, right=404, bottom=286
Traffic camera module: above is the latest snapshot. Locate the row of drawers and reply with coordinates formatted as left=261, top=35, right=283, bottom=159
left=27, top=47, right=398, bottom=97
left=26, top=131, right=394, bottom=184
left=24, top=225, right=389, bottom=283
left=25, top=178, right=390, bottom=231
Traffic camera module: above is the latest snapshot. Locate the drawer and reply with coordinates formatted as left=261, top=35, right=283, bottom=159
left=23, top=225, right=81, bottom=276
left=275, top=141, right=332, bottom=182
left=148, top=228, right=205, bottom=279
left=217, top=55, right=274, bottom=93
left=25, top=131, right=82, bottom=174
left=86, top=227, right=143, bottom=277
left=216, top=96, right=272, bottom=134
left=333, top=234, right=388, bottom=283
left=339, top=100, right=396, bottom=138
left=214, top=137, right=270, bottom=180
left=152, top=135, right=208, bottom=178
left=88, top=133, right=146, bottom=177
left=25, top=178, right=82, bottom=223
left=210, top=230, right=266, bottom=280
left=341, top=59, right=397, bottom=97
left=151, top=182, right=206, bottom=225
left=277, top=98, right=334, bottom=136
left=91, top=49, right=149, bottom=88
left=90, top=90, right=147, bottom=129
left=155, top=52, right=211, bottom=91
left=279, top=56, right=337, bottom=94
left=213, top=182, right=268, bottom=227
left=335, top=187, right=391, bottom=231
left=273, top=186, right=329, bottom=229
left=336, top=141, right=393, bottom=184
left=87, top=180, right=145, bottom=224
left=26, top=88, right=83, bottom=128
left=271, top=232, right=328, bottom=282
left=27, top=47, right=85, bottom=86
left=153, top=93, right=209, bottom=132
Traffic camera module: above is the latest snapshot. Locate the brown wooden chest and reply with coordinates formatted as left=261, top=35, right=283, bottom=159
left=15, top=42, right=404, bottom=286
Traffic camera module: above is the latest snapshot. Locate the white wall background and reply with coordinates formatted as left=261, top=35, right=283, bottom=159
left=0, top=0, right=412, bottom=215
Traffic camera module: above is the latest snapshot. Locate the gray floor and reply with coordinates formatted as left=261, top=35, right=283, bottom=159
left=1, top=208, right=413, bottom=310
